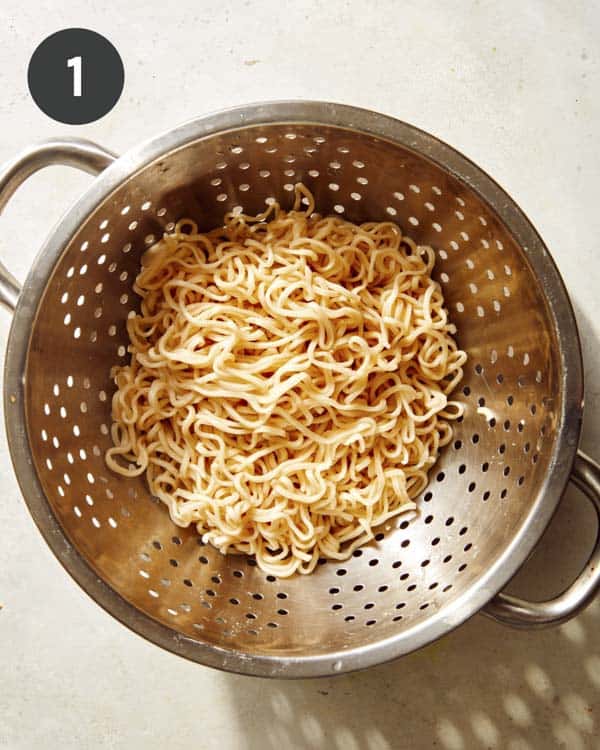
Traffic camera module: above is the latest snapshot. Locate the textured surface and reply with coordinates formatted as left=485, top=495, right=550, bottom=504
left=1, top=0, right=599, bottom=747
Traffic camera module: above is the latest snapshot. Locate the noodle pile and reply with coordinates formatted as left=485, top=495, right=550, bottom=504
left=106, top=185, right=466, bottom=576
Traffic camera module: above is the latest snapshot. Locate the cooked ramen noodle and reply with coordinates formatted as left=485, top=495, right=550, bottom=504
left=106, top=184, right=466, bottom=576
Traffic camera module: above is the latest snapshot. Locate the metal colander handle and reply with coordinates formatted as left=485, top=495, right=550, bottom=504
left=484, top=450, right=600, bottom=627
left=0, top=138, right=116, bottom=311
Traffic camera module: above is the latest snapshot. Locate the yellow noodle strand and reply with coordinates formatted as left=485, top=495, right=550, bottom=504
left=106, top=184, right=466, bottom=576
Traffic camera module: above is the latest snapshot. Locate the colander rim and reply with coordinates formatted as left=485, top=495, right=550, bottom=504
left=3, top=100, right=583, bottom=677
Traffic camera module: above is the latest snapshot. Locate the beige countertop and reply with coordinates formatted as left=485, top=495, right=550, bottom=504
left=1, top=1, right=599, bottom=748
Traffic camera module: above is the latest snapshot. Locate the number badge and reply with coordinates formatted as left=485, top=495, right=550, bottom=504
left=28, top=28, right=124, bottom=125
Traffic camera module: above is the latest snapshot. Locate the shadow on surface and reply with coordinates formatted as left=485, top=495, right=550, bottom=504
left=225, top=600, right=600, bottom=749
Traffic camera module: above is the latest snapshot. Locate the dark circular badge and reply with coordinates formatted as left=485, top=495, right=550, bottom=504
left=27, top=28, right=124, bottom=125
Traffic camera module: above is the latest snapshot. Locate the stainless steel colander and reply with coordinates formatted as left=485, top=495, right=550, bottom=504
left=1, top=101, right=599, bottom=678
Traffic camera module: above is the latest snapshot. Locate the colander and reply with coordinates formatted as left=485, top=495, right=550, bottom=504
left=1, top=101, right=599, bottom=679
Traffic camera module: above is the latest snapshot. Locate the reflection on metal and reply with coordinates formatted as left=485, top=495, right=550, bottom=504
left=0, top=102, right=591, bottom=677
